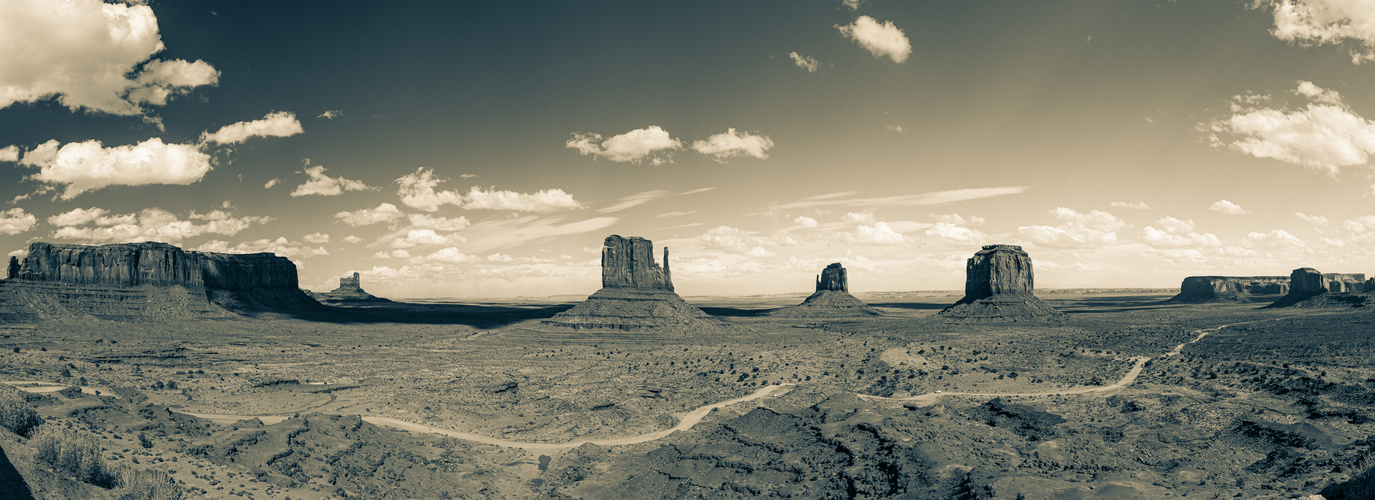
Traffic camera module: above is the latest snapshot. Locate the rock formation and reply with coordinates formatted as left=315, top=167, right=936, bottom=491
left=1267, top=268, right=1370, bottom=308
left=1, top=241, right=321, bottom=318
left=770, top=263, right=880, bottom=317
left=1166, top=276, right=1289, bottom=303
left=6, top=256, right=18, bottom=279
left=939, top=245, right=1063, bottom=319
left=1365, top=278, right=1375, bottom=293
left=816, top=263, right=847, bottom=292
left=543, top=235, right=719, bottom=333
left=311, top=272, right=391, bottom=305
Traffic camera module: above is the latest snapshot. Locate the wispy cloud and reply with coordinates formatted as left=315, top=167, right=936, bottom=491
left=769, top=186, right=1029, bottom=210
left=597, top=190, right=670, bottom=214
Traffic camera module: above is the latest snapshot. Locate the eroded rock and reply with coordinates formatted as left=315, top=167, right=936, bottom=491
left=601, top=235, right=672, bottom=291
left=771, top=262, right=879, bottom=317
left=816, top=263, right=848, bottom=292
left=1167, top=276, right=1289, bottom=303
left=1268, top=268, right=1370, bottom=308
left=940, top=244, right=1062, bottom=320
left=544, top=235, right=718, bottom=334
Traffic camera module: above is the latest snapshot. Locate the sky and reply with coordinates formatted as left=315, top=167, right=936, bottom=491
left=2, top=0, right=1375, bottom=298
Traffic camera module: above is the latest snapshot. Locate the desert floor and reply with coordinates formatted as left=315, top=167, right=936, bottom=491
left=0, top=290, right=1371, bottom=499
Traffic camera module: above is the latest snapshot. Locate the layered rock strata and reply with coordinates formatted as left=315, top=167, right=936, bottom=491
left=311, top=272, right=390, bottom=304
left=3, top=241, right=321, bottom=317
left=771, top=263, right=880, bottom=317
left=1166, top=276, right=1289, bottom=303
left=544, top=235, right=719, bottom=333
left=1267, top=268, right=1370, bottom=308
left=939, top=245, right=1062, bottom=319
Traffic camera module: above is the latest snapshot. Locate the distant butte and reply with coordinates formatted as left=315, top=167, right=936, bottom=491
left=769, top=263, right=881, bottom=318
left=311, top=272, right=391, bottom=305
left=1266, top=267, right=1371, bottom=309
left=939, top=244, right=1063, bottom=320
left=541, top=235, right=720, bottom=333
left=1166, top=276, right=1289, bottom=303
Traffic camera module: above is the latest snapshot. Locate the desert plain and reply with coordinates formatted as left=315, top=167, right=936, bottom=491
left=0, top=287, right=1371, bottom=499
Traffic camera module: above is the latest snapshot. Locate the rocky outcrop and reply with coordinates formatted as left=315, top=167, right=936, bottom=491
left=4, top=241, right=321, bottom=317
left=6, top=257, right=18, bottom=279
left=1267, top=268, right=1369, bottom=308
left=1365, top=278, right=1375, bottom=293
left=311, top=272, right=391, bottom=305
left=771, top=263, right=880, bottom=318
left=543, top=235, right=719, bottom=334
left=1166, top=276, right=1289, bottom=303
left=335, top=273, right=362, bottom=293
left=940, top=245, right=1062, bottom=320
left=816, top=263, right=847, bottom=292
left=601, top=235, right=673, bottom=291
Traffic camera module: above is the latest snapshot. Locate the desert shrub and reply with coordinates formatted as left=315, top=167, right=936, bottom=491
left=56, top=385, right=82, bottom=398
left=0, top=386, right=41, bottom=436
left=30, top=424, right=117, bottom=487
left=117, top=469, right=183, bottom=500
left=1322, top=457, right=1375, bottom=499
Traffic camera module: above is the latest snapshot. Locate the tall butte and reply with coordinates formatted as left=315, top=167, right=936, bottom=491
left=939, top=244, right=1062, bottom=319
left=769, top=262, right=880, bottom=317
left=543, top=235, right=719, bottom=333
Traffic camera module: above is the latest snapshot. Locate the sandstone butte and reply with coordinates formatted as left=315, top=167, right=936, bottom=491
left=542, top=235, right=719, bottom=333
left=1166, top=276, right=1289, bottom=303
left=939, top=244, right=1063, bottom=320
left=769, top=262, right=880, bottom=318
left=1266, top=267, right=1370, bottom=308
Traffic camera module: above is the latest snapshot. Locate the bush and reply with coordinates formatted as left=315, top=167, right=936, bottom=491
left=1322, top=458, right=1375, bottom=499
left=30, top=425, right=117, bottom=488
left=0, top=386, right=41, bottom=436
left=56, top=385, right=82, bottom=398
left=117, top=469, right=183, bottom=500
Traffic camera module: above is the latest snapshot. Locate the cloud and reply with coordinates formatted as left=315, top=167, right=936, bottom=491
left=885, top=125, right=904, bottom=133
left=1209, top=199, right=1249, bottom=215
left=290, top=164, right=371, bottom=197
left=850, top=222, right=909, bottom=245
left=394, top=168, right=581, bottom=212
left=566, top=126, right=682, bottom=164
left=770, top=186, right=1029, bottom=211
left=924, top=222, right=986, bottom=244
left=389, top=229, right=465, bottom=249
left=691, top=128, right=774, bottom=162
left=842, top=0, right=863, bottom=10
left=264, top=178, right=280, bottom=189
left=49, top=207, right=270, bottom=244
left=789, top=52, right=821, bottom=72
left=0, top=146, right=18, bottom=162
left=1296, top=212, right=1330, bottom=225
left=452, top=216, right=619, bottom=253
left=412, top=247, right=478, bottom=264
left=1139, top=217, right=1221, bottom=248
left=0, top=0, right=219, bottom=116
left=844, top=211, right=876, bottom=224
left=335, top=203, right=403, bottom=226
left=1111, top=201, right=1153, bottom=210
left=1206, top=81, right=1375, bottom=175
left=396, top=168, right=465, bottom=212
left=303, top=232, right=329, bottom=244
left=343, top=235, right=363, bottom=244
left=17, top=138, right=211, bottom=199
left=837, top=16, right=912, bottom=63
left=680, top=187, right=717, bottom=195
left=317, top=110, right=342, bottom=120
left=200, top=111, right=303, bottom=145
left=0, top=208, right=38, bottom=235
left=597, top=190, right=670, bottom=213
left=1017, top=207, right=1125, bottom=248
left=1254, top=0, right=1375, bottom=63
left=657, top=210, right=698, bottom=218
left=793, top=216, right=819, bottom=228
left=1245, top=229, right=1307, bottom=249
left=407, top=213, right=471, bottom=231
left=931, top=213, right=985, bottom=226
left=198, top=237, right=328, bottom=261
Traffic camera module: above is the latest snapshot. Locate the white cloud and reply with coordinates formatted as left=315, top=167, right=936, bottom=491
left=1245, top=229, right=1307, bottom=249
left=335, top=203, right=403, bottom=227
left=264, top=178, right=280, bottom=189
left=836, top=16, right=912, bottom=63
left=0, top=0, right=219, bottom=116
left=0, top=146, right=18, bottom=162
left=372, top=250, right=412, bottom=260
left=1207, top=81, right=1375, bottom=175
left=691, top=128, right=774, bottom=162
left=565, top=126, right=682, bottom=164
left=396, top=168, right=465, bottom=212
left=487, top=253, right=514, bottom=262
left=842, top=0, right=863, bottom=10
left=343, top=235, right=363, bottom=244
left=407, top=214, right=471, bottom=231
left=1139, top=217, right=1221, bottom=248
left=844, top=211, right=875, bottom=224
left=394, top=168, right=581, bottom=212
left=441, top=216, right=619, bottom=253
left=1016, top=207, right=1125, bottom=248
left=657, top=210, right=698, bottom=218
left=1111, top=201, right=1153, bottom=210
left=1255, top=0, right=1375, bottom=63
left=389, top=229, right=464, bottom=249
left=290, top=164, right=371, bottom=197
left=200, top=111, right=303, bottom=145
left=1209, top=199, right=1249, bottom=215
left=851, top=221, right=908, bottom=245
left=885, top=125, right=904, bottom=133
left=303, top=232, right=329, bottom=244
left=47, top=207, right=108, bottom=227
left=793, top=216, right=819, bottom=228
left=770, top=186, right=1029, bottom=211
left=1296, top=211, right=1330, bottom=225
left=931, top=213, right=985, bottom=225
left=789, top=52, right=821, bottom=72
left=412, top=247, right=478, bottom=264
left=18, top=138, right=211, bottom=199
left=197, top=237, right=328, bottom=261
left=317, top=110, right=342, bottom=120
left=597, top=190, right=670, bottom=213
left=0, top=208, right=37, bottom=235
left=49, top=207, right=270, bottom=244
left=924, top=222, right=986, bottom=244
left=744, top=247, right=776, bottom=258
left=1342, top=214, right=1375, bottom=232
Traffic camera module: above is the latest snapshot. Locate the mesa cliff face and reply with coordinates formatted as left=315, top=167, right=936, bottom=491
left=940, top=244, right=1062, bottom=320
left=1267, top=268, right=1370, bottom=308
left=1167, top=276, right=1289, bottom=303
left=815, top=263, right=848, bottom=292
left=545, top=235, right=718, bottom=333
left=771, top=263, right=879, bottom=317
left=601, top=235, right=673, bottom=291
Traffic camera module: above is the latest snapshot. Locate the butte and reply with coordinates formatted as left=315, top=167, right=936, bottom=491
left=938, top=244, right=1063, bottom=320
left=768, top=262, right=880, bottom=317
left=541, top=235, right=720, bottom=333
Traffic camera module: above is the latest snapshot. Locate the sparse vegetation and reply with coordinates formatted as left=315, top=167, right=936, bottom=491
left=31, top=424, right=118, bottom=487
left=116, top=469, right=184, bottom=500
left=0, top=386, right=41, bottom=436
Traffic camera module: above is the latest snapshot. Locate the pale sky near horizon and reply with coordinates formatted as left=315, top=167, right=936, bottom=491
left=2, top=0, right=1375, bottom=297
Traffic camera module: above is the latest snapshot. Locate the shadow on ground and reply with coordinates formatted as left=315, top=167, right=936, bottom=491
left=259, top=301, right=578, bottom=328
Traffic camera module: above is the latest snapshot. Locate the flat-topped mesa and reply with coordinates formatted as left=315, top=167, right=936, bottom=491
left=1267, top=268, right=1370, bottom=308
left=333, top=272, right=363, bottom=294
left=940, top=244, right=1062, bottom=320
left=816, top=263, right=848, bottom=292
left=601, top=235, right=673, bottom=291
left=17, top=241, right=299, bottom=290
left=1167, top=276, right=1289, bottom=303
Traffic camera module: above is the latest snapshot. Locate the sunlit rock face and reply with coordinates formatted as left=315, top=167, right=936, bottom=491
left=601, top=235, right=673, bottom=292
left=17, top=241, right=299, bottom=290
left=816, top=263, right=848, bottom=292
left=940, top=244, right=1062, bottom=320
left=1167, top=276, right=1289, bottom=303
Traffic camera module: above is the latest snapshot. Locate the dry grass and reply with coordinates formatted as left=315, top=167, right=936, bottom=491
left=30, top=424, right=117, bottom=488
left=116, top=469, right=184, bottom=500
left=0, top=385, right=41, bottom=436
